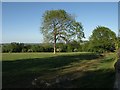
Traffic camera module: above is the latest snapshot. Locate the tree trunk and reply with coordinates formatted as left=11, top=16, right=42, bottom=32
left=54, top=32, right=56, bottom=54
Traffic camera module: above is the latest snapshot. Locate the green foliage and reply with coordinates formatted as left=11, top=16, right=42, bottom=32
left=2, top=43, right=54, bottom=53
left=40, top=9, right=84, bottom=53
left=30, top=45, right=44, bottom=52
left=2, top=42, right=24, bottom=53
left=80, top=41, right=90, bottom=52
left=67, top=44, right=73, bottom=52
left=41, top=9, right=84, bottom=42
left=67, top=40, right=80, bottom=52
left=70, top=21, right=85, bottom=42
left=42, top=44, right=53, bottom=52
left=89, top=26, right=117, bottom=53
left=118, top=37, right=120, bottom=48
left=41, top=10, right=72, bottom=42
left=2, top=44, right=11, bottom=53
left=56, top=43, right=67, bottom=52
left=22, top=48, right=27, bottom=52
left=10, top=43, right=24, bottom=52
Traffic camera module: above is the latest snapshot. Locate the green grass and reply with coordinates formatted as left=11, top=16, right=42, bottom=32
left=2, top=52, right=116, bottom=88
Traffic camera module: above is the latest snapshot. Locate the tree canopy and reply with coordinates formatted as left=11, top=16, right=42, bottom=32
left=41, top=9, right=84, bottom=54
left=89, top=26, right=117, bottom=53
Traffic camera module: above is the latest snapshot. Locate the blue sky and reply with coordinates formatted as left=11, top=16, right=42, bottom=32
left=2, top=2, right=118, bottom=43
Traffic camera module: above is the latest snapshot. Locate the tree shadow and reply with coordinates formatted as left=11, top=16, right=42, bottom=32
left=71, top=69, right=115, bottom=88
left=2, top=53, right=101, bottom=88
left=30, top=68, right=115, bottom=88
left=3, top=53, right=100, bottom=72
left=32, top=69, right=115, bottom=88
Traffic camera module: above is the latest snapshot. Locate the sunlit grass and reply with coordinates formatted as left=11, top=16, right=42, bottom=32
left=2, top=52, right=95, bottom=61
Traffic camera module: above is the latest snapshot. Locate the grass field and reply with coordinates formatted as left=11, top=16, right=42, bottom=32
left=2, top=52, right=116, bottom=88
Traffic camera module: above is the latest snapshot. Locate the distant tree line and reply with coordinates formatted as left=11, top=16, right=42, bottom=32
left=2, top=43, right=52, bottom=53
left=1, top=41, right=86, bottom=53
left=2, top=37, right=120, bottom=53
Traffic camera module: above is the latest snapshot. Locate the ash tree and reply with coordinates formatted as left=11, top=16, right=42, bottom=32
left=40, top=9, right=84, bottom=54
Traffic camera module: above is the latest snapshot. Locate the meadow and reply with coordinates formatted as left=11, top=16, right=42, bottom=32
left=2, top=52, right=116, bottom=88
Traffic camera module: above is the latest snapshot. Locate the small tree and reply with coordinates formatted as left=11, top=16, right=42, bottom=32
left=41, top=9, right=84, bottom=54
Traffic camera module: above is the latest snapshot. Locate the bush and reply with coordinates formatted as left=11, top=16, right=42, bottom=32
left=42, top=44, right=53, bottom=52
left=28, top=49, right=33, bottom=52
left=22, top=48, right=27, bottom=52
left=56, top=43, right=67, bottom=52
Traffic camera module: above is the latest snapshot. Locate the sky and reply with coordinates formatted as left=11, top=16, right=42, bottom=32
left=118, top=2, right=120, bottom=31
left=2, top=2, right=118, bottom=43
left=1, top=0, right=120, bottom=2
left=0, top=2, right=2, bottom=44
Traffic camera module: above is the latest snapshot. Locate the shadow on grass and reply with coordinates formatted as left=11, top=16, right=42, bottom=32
left=2, top=53, right=102, bottom=88
left=71, top=69, right=115, bottom=88
left=31, top=69, right=115, bottom=88
left=3, top=53, right=99, bottom=72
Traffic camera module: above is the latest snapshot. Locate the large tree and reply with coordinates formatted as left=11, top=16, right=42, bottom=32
left=41, top=10, right=84, bottom=54
left=89, top=26, right=117, bottom=53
